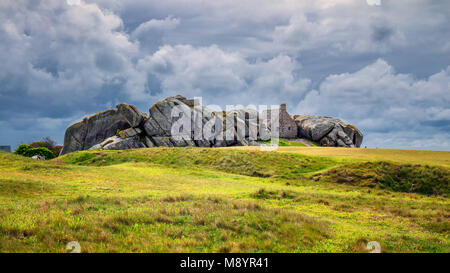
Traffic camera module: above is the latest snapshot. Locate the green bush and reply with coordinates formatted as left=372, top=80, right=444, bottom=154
left=15, top=144, right=32, bottom=156
left=14, top=144, right=55, bottom=160
left=30, top=137, right=59, bottom=158
left=24, top=147, right=55, bottom=160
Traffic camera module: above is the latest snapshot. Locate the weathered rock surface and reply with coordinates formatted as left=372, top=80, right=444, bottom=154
left=61, top=95, right=364, bottom=154
left=293, top=115, right=363, bottom=147
left=89, top=135, right=145, bottom=150
left=60, top=103, right=147, bottom=155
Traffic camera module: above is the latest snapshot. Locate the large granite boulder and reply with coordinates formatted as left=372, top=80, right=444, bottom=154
left=89, top=135, right=146, bottom=151
left=143, top=96, right=227, bottom=147
left=60, top=103, right=147, bottom=155
left=144, top=96, right=192, bottom=137
left=294, top=115, right=363, bottom=147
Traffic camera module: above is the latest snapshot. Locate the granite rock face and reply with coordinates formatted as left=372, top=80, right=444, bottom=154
left=60, top=104, right=147, bottom=155
left=61, top=95, right=364, bottom=154
left=88, top=135, right=145, bottom=151
left=294, top=115, right=363, bottom=148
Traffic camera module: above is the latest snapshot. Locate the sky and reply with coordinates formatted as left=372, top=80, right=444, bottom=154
left=0, top=0, right=449, bottom=150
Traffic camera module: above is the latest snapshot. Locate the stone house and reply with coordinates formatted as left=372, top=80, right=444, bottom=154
left=262, top=103, right=298, bottom=138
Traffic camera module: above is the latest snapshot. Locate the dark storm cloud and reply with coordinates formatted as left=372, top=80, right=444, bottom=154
left=0, top=0, right=449, bottom=150
left=372, top=26, right=394, bottom=42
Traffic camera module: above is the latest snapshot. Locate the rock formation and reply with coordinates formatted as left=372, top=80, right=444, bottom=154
left=293, top=115, right=363, bottom=148
left=60, top=95, right=363, bottom=155
left=60, top=103, right=147, bottom=155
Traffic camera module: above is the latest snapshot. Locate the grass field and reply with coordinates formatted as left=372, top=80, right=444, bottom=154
left=0, top=147, right=448, bottom=253
left=231, top=146, right=450, bottom=167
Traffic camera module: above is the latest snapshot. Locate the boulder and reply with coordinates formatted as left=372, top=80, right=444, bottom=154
left=89, top=136, right=145, bottom=151
left=102, top=136, right=145, bottom=150
left=294, top=115, right=363, bottom=147
left=143, top=136, right=156, bottom=148
left=118, top=128, right=142, bottom=138
left=296, top=118, right=334, bottom=141
left=61, top=103, right=146, bottom=155
left=31, top=155, right=46, bottom=161
left=152, top=136, right=174, bottom=147
left=117, top=103, right=146, bottom=127
left=144, top=97, right=192, bottom=137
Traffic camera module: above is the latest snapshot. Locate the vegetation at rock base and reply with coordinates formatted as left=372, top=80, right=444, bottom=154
left=14, top=144, right=55, bottom=160
left=257, top=138, right=319, bottom=147
left=14, top=137, right=60, bottom=159
left=0, top=147, right=448, bottom=253
left=29, top=137, right=62, bottom=157
left=60, top=148, right=338, bottom=179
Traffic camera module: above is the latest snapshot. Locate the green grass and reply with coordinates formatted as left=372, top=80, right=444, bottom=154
left=311, top=161, right=449, bottom=197
left=0, top=148, right=448, bottom=253
left=231, top=146, right=450, bottom=167
left=258, top=138, right=307, bottom=147
left=60, top=148, right=338, bottom=179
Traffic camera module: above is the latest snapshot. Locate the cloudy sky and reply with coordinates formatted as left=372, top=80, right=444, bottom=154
left=0, top=0, right=449, bottom=150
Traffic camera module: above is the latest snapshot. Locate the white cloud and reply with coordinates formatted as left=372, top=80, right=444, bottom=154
left=132, top=16, right=180, bottom=37
left=134, top=45, right=311, bottom=105
left=296, top=59, right=450, bottom=149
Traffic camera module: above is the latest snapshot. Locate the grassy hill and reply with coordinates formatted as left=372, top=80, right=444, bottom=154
left=0, top=147, right=448, bottom=252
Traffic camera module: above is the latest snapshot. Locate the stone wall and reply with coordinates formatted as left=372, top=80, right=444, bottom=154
left=279, top=104, right=298, bottom=138
left=262, top=103, right=298, bottom=138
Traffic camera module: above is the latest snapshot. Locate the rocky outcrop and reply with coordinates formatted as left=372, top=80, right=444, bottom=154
left=61, top=95, right=364, bottom=154
left=60, top=104, right=147, bottom=155
left=293, top=115, right=363, bottom=147
left=89, top=135, right=146, bottom=151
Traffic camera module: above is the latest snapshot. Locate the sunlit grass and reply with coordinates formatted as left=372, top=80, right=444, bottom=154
left=0, top=149, right=448, bottom=253
left=229, top=146, right=450, bottom=167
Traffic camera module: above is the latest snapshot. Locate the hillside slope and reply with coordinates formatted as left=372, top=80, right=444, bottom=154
left=0, top=148, right=448, bottom=253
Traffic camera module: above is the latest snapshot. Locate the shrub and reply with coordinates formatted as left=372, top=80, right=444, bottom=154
left=15, top=144, right=32, bottom=156
left=14, top=144, right=55, bottom=160
left=30, top=137, right=59, bottom=157
left=24, top=147, right=55, bottom=160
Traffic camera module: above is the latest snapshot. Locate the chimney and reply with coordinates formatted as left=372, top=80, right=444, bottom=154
left=280, top=103, right=287, bottom=112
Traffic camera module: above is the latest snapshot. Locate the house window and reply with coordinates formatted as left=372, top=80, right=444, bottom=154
left=288, top=127, right=291, bottom=131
